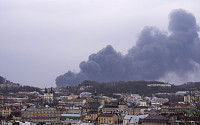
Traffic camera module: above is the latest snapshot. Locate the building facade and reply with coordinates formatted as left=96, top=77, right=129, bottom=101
left=43, top=88, right=54, bottom=104
left=98, top=113, right=118, bottom=125
left=22, top=107, right=60, bottom=124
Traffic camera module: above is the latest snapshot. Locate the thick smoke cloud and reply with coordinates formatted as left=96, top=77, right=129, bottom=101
left=56, top=9, right=200, bottom=87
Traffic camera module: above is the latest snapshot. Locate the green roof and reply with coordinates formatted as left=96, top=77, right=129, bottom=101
left=131, top=94, right=140, bottom=97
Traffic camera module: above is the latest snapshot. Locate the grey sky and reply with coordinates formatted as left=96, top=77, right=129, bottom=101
left=0, top=0, right=200, bottom=87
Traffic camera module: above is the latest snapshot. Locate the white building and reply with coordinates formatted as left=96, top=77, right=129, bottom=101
left=43, top=87, right=54, bottom=103
left=80, top=92, right=92, bottom=98
left=123, top=115, right=148, bottom=125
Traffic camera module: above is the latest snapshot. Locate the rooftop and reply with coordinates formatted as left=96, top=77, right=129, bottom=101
left=144, top=115, right=167, bottom=120
left=98, top=113, right=116, bottom=117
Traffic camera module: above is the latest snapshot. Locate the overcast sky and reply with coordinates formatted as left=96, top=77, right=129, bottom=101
left=0, top=0, right=200, bottom=88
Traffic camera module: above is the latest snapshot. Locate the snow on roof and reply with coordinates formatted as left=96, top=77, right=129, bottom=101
left=61, top=114, right=81, bottom=117
left=63, top=120, right=79, bottom=124
left=124, top=115, right=149, bottom=124
left=176, top=91, right=189, bottom=94
left=77, top=123, right=93, bottom=125
left=80, top=92, right=92, bottom=95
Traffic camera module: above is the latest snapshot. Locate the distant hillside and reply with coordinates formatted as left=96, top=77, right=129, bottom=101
left=64, top=80, right=200, bottom=96
left=177, top=82, right=200, bottom=91
left=0, top=75, right=41, bottom=94
left=0, top=76, right=13, bottom=84
left=0, top=76, right=5, bottom=83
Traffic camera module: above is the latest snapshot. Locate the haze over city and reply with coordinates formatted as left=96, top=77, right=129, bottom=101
left=1, top=1, right=200, bottom=124
left=1, top=0, right=200, bottom=87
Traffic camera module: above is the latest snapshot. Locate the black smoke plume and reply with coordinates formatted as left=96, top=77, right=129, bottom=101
left=56, top=9, right=200, bottom=87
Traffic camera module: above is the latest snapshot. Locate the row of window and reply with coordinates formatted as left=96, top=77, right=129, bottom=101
left=99, top=118, right=113, bottom=120
left=98, top=120, right=113, bottom=124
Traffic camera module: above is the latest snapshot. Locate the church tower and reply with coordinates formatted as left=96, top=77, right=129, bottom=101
left=43, top=87, right=54, bottom=104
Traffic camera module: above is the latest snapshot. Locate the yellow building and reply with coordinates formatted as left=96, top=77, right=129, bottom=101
left=161, top=103, right=190, bottom=113
left=184, top=91, right=200, bottom=103
left=85, top=111, right=98, bottom=121
left=2, top=106, right=11, bottom=117
left=0, top=83, right=20, bottom=89
left=98, top=113, right=118, bottom=125
left=22, top=107, right=60, bottom=124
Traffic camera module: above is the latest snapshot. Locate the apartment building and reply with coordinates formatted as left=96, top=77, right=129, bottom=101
left=22, top=107, right=60, bottom=124
left=98, top=113, right=118, bottom=125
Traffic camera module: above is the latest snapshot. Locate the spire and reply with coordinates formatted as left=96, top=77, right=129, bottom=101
left=44, top=87, right=48, bottom=93
left=94, top=90, right=97, bottom=96
left=50, top=87, right=53, bottom=93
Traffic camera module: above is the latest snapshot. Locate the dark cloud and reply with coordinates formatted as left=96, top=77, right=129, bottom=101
left=56, top=9, right=200, bottom=87
left=56, top=71, right=87, bottom=87
left=168, top=9, right=198, bottom=33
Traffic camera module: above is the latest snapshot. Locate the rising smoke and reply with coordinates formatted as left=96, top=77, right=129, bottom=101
left=56, top=9, right=200, bottom=87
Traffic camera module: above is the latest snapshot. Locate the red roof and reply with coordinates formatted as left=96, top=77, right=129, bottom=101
left=2, top=105, right=23, bottom=110
left=145, top=115, right=167, bottom=120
